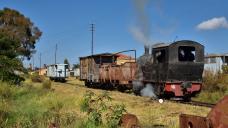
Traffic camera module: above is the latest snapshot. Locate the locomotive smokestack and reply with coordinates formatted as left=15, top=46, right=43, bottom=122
left=144, top=45, right=149, bottom=55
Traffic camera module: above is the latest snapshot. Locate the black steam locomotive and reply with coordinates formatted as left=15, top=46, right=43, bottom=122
left=133, top=40, right=204, bottom=100
left=80, top=40, right=204, bottom=100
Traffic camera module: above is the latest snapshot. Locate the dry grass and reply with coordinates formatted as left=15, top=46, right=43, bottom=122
left=0, top=77, right=211, bottom=127
left=1, top=76, right=219, bottom=127
left=193, top=72, right=228, bottom=104
left=51, top=77, right=210, bottom=128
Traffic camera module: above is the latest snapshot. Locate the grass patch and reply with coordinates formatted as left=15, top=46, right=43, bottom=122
left=0, top=78, right=211, bottom=127
left=42, top=79, right=52, bottom=89
left=30, top=72, right=44, bottom=83
left=0, top=81, right=81, bottom=127
left=52, top=79, right=210, bottom=128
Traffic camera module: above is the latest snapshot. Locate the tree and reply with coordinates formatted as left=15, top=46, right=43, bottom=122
left=0, top=8, right=42, bottom=83
left=72, top=64, right=80, bottom=69
left=64, top=58, right=70, bottom=66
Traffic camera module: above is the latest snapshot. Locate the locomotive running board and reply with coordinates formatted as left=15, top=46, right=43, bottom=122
left=179, top=95, right=228, bottom=128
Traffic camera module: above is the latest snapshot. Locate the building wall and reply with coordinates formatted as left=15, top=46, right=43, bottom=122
left=204, top=57, right=223, bottom=75
left=39, top=68, right=47, bottom=76
left=116, top=59, right=135, bottom=65
left=74, top=68, right=80, bottom=77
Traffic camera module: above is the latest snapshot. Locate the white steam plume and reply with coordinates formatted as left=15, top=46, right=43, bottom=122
left=140, top=84, right=157, bottom=98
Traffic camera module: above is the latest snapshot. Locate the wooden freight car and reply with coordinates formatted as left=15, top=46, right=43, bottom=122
left=80, top=51, right=136, bottom=90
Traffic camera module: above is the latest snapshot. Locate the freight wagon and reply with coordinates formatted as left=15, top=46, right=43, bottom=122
left=47, top=64, right=69, bottom=82
left=80, top=51, right=136, bottom=90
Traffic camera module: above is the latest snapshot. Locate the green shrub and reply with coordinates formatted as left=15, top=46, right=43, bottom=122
left=222, top=65, right=228, bottom=74
left=30, top=72, right=43, bottom=83
left=0, top=56, right=25, bottom=84
left=106, top=104, right=126, bottom=128
left=203, top=71, right=227, bottom=93
left=42, top=80, right=52, bottom=89
left=195, top=91, right=225, bottom=104
left=195, top=71, right=228, bottom=103
left=80, top=91, right=126, bottom=128
left=0, top=82, right=13, bottom=99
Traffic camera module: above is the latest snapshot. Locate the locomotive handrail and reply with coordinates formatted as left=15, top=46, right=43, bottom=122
left=112, top=49, right=136, bottom=63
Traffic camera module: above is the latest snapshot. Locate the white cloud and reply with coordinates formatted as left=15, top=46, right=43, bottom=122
left=197, top=17, right=228, bottom=30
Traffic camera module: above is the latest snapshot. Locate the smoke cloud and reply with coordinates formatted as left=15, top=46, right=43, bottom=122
left=130, top=0, right=177, bottom=45
left=129, top=26, right=150, bottom=45
left=130, top=0, right=151, bottom=45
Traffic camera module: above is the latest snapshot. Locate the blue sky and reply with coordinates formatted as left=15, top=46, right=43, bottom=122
left=1, top=0, right=228, bottom=67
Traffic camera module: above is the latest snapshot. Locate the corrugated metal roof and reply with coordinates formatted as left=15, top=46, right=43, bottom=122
left=152, top=43, right=169, bottom=48
left=116, top=53, right=134, bottom=59
left=205, top=53, right=228, bottom=58
left=79, top=53, right=117, bottom=59
left=48, top=63, right=68, bottom=66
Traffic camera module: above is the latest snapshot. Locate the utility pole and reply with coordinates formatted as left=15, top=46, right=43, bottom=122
left=55, top=44, right=57, bottom=64
left=89, top=24, right=95, bottom=81
left=90, top=24, right=95, bottom=55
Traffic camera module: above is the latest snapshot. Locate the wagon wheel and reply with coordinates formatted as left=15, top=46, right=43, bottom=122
left=108, top=83, right=115, bottom=90
left=85, top=81, right=91, bottom=88
left=132, top=81, right=144, bottom=96
left=117, top=85, right=126, bottom=92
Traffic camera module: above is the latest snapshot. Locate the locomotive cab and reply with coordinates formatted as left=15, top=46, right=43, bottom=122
left=165, top=40, right=204, bottom=99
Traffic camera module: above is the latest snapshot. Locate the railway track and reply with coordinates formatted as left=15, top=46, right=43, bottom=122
left=175, top=100, right=215, bottom=108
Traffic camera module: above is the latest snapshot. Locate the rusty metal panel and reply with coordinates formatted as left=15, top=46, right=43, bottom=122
left=207, top=95, right=228, bottom=128
left=179, top=95, right=228, bottom=128
left=99, top=62, right=136, bottom=85
left=110, top=62, right=136, bottom=82
left=179, top=114, right=210, bottom=128
left=80, top=57, right=100, bottom=82
left=80, top=57, right=89, bottom=80
left=99, top=65, right=109, bottom=82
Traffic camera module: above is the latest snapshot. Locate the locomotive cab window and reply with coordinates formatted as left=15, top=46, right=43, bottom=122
left=154, top=49, right=166, bottom=63
left=178, top=46, right=195, bottom=62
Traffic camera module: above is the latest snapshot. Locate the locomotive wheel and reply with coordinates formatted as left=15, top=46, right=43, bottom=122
left=117, top=85, right=125, bottom=92
left=183, top=94, right=191, bottom=102
left=133, top=85, right=143, bottom=96
left=133, top=89, right=141, bottom=96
